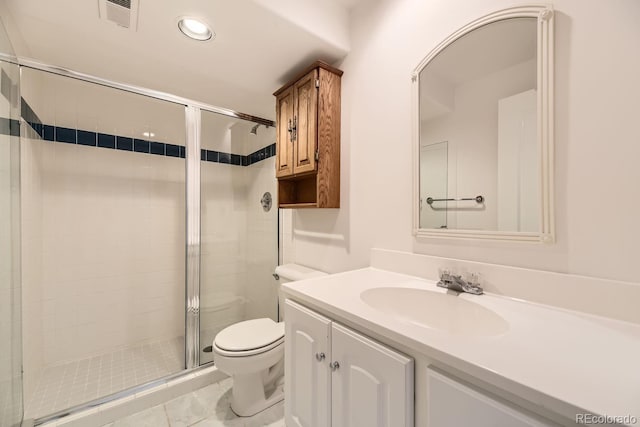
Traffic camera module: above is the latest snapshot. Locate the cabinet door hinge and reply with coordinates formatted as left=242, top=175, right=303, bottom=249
left=315, top=79, right=320, bottom=88
left=315, top=149, right=319, bottom=161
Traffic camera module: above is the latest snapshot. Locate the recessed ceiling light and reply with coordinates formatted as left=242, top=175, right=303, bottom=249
left=178, top=17, right=213, bottom=41
left=143, top=131, right=155, bottom=138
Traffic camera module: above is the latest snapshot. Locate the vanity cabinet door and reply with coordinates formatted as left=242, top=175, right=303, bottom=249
left=331, top=323, right=414, bottom=427
left=285, top=299, right=332, bottom=427
left=427, top=369, right=556, bottom=427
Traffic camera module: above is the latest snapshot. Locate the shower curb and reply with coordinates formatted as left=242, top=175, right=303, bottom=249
left=35, top=366, right=226, bottom=427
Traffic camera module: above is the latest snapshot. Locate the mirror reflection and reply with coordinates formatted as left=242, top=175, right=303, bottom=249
left=419, top=18, right=538, bottom=232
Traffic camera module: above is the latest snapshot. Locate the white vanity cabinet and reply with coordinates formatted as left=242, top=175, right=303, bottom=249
left=427, top=369, right=557, bottom=427
left=284, top=299, right=332, bottom=427
left=285, top=299, right=414, bottom=427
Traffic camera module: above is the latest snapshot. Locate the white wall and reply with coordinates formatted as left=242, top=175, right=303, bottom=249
left=0, top=1, right=31, bottom=58
left=290, top=0, right=640, bottom=284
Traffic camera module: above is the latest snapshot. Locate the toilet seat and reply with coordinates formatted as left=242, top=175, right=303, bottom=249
left=214, top=318, right=284, bottom=357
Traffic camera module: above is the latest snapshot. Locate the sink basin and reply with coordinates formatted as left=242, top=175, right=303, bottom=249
left=360, top=287, right=509, bottom=337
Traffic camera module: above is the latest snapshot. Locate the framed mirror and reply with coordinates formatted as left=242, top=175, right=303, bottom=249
left=412, top=6, right=554, bottom=242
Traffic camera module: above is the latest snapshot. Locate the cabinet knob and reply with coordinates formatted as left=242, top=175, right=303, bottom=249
left=330, top=361, right=340, bottom=371
left=315, top=352, right=325, bottom=362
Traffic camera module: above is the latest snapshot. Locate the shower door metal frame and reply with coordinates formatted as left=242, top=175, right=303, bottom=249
left=9, top=55, right=275, bottom=424
left=185, top=105, right=201, bottom=369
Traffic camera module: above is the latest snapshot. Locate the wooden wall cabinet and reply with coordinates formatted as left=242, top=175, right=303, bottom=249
left=274, top=61, right=342, bottom=208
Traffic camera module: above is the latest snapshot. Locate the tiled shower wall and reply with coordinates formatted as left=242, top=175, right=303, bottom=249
left=20, top=126, right=43, bottom=402
left=244, top=156, right=279, bottom=321
left=199, top=157, right=248, bottom=356
left=23, top=130, right=187, bottom=367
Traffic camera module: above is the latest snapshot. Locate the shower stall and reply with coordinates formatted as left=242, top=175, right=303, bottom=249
left=1, top=21, right=279, bottom=425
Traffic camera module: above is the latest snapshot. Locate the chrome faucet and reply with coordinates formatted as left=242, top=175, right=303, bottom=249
left=437, top=270, right=483, bottom=295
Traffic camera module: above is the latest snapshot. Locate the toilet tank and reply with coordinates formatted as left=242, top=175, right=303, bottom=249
left=274, top=263, right=327, bottom=320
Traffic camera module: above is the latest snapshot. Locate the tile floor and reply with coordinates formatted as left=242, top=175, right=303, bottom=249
left=102, top=377, right=285, bottom=427
left=26, top=336, right=184, bottom=420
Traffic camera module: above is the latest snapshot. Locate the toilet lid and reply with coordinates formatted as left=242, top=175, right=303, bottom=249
left=215, top=318, right=284, bottom=352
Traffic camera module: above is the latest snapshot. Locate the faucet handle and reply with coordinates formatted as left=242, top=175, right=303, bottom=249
left=461, top=272, right=483, bottom=295
left=439, top=268, right=452, bottom=279
left=464, top=272, right=480, bottom=286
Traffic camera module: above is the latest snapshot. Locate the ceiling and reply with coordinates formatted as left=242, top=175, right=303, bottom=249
left=3, top=0, right=365, bottom=120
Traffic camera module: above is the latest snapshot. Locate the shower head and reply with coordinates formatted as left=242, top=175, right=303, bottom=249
left=250, top=124, right=260, bottom=136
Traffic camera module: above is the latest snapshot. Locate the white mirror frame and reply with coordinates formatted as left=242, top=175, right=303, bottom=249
left=412, top=5, right=555, bottom=243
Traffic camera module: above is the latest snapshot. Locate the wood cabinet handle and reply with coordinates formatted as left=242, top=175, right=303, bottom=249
left=292, top=116, right=297, bottom=142
left=287, top=119, right=293, bottom=142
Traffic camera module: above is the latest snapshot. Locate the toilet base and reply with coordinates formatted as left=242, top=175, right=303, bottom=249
left=226, top=357, right=285, bottom=417
left=230, top=379, right=284, bottom=417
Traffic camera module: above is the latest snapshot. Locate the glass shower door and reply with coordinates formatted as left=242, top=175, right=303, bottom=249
left=19, top=67, right=187, bottom=420
left=0, top=21, right=22, bottom=427
left=199, top=109, right=278, bottom=364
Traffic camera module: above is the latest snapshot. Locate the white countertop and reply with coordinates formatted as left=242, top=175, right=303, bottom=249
left=282, top=267, right=640, bottom=425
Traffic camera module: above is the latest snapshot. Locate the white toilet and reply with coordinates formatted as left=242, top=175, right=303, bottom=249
left=212, top=263, right=326, bottom=417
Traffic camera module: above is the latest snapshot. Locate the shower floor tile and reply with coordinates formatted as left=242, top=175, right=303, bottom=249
left=25, top=336, right=184, bottom=420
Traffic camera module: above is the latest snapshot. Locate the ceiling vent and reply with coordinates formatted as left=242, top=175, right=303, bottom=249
left=98, top=0, right=139, bottom=31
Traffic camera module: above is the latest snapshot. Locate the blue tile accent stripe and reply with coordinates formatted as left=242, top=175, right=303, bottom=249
left=150, top=141, right=165, bottom=155
left=0, top=118, right=20, bottom=137
left=16, top=97, right=276, bottom=166
left=77, top=130, right=97, bottom=146
left=165, top=144, right=180, bottom=158
left=116, top=136, right=133, bottom=151
left=98, top=133, right=115, bottom=148
left=43, top=125, right=54, bottom=141
left=247, top=143, right=276, bottom=166
left=56, top=127, right=76, bottom=144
